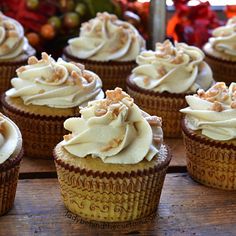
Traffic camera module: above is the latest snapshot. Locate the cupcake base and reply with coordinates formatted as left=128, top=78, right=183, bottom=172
left=126, top=77, right=187, bottom=138
left=203, top=44, right=236, bottom=85
left=182, top=119, right=236, bottom=190
left=1, top=95, right=80, bottom=159
left=63, top=47, right=136, bottom=91
left=54, top=143, right=171, bottom=222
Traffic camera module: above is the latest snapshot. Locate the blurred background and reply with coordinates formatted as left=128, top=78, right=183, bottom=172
left=1, top=0, right=235, bottom=56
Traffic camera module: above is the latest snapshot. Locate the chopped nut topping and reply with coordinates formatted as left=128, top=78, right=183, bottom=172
left=95, top=108, right=107, bottom=117
left=28, top=56, right=38, bottom=65
left=70, top=61, right=85, bottom=71
left=143, top=77, right=150, bottom=86
left=231, top=101, right=236, bottom=109
left=100, top=138, right=122, bottom=152
left=157, top=66, right=166, bottom=77
left=63, top=134, right=73, bottom=141
left=106, top=87, right=131, bottom=103
left=42, top=52, right=50, bottom=62
left=16, top=66, right=26, bottom=73
left=211, top=101, right=224, bottom=112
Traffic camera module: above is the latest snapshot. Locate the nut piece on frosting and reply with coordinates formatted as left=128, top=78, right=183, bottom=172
left=196, top=82, right=236, bottom=111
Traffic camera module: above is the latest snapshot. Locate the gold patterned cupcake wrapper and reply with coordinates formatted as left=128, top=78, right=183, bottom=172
left=0, top=64, right=24, bottom=95
left=182, top=119, right=236, bottom=190
left=205, top=54, right=236, bottom=85
left=54, top=144, right=171, bottom=222
left=0, top=149, right=23, bottom=216
left=2, top=97, right=72, bottom=159
left=127, top=78, right=187, bottom=138
left=63, top=50, right=136, bottom=91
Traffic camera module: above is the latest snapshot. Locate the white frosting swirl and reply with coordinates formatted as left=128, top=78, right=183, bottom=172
left=62, top=88, right=163, bottom=164
left=181, top=82, right=236, bottom=141
left=131, top=40, right=213, bottom=93
left=209, top=17, right=236, bottom=58
left=0, top=13, right=29, bottom=60
left=6, top=53, right=104, bottom=108
left=67, top=12, right=145, bottom=62
left=0, top=114, right=21, bottom=164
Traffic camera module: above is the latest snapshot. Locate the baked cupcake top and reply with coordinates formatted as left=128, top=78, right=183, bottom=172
left=204, top=17, right=236, bottom=61
left=130, top=40, right=213, bottom=93
left=6, top=52, right=104, bottom=108
left=62, top=87, right=163, bottom=164
left=66, top=12, right=145, bottom=62
left=0, top=113, right=22, bottom=164
left=0, top=12, right=33, bottom=61
left=181, top=82, right=236, bottom=141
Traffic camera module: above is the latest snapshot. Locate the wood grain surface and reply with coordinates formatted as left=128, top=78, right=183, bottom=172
left=1, top=174, right=236, bottom=236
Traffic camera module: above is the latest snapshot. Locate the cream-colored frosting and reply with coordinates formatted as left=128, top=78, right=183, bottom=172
left=6, top=52, right=104, bottom=108
left=0, top=114, right=21, bottom=164
left=62, top=88, right=163, bottom=164
left=208, top=17, right=236, bottom=59
left=0, top=12, right=29, bottom=60
left=181, top=82, right=236, bottom=141
left=131, top=40, right=213, bottom=93
left=67, top=12, right=145, bottom=62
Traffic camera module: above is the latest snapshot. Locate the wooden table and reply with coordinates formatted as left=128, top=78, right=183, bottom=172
left=1, top=138, right=236, bottom=236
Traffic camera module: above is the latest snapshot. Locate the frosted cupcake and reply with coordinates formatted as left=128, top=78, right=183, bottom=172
left=127, top=40, right=214, bottom=137
left=181, top=82, right=236, bottom=190
left=63, top=12, right=145, bottom=91
left=2, top=52, right=104, bottom=159
left=0, top=12, right=35, bottom=94
left=203, top=17, right=236, bottom=84
left=0, top=113, right=23, bottom=215
left=54, top=88, right=171, bottom=222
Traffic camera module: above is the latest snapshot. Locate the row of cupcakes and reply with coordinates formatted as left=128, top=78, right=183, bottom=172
left=1, top=12, right=236, bottom=139
left=0, top=11, right=235, bottom=222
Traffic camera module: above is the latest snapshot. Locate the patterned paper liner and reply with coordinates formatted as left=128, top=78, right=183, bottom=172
left=0, top=48, right=36, bottom=95
left=54, top=144, right=171, bottom=222
left=63, top=47, right=136, bottom=91
left=204, top=52, right=236, bottom=85
left=1, top=95, right=79, bottom=159
left=0, top=148, right=23, bottom=216
left=182, top=118, right=236, bottom=190
left=126, top=77, right=187, bottom=138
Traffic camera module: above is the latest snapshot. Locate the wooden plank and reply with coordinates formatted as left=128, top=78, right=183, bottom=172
left=1, top=174, right=236, bottom=235
left=19, top=138, right=187, bottom=176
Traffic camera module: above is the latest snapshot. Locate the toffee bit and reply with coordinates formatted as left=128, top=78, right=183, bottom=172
left=16, top=66, right=26, bottom=73
left=63, top=134, right=73, bottom=141
left=95, top=108, right=107, bottom=117
left=28, top=56, right=38, bottom=65
left=231, top=101, right=236, bottom=109
left=211, top=101, right=224, bottom=112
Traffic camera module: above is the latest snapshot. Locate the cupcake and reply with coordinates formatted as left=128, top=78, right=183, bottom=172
left=203, top=17, right=236, bottom=85
left=127, top=40, right=214, bottom=137
left=0, top=113, right=23, bottom=215
left=2, top=52, right=104, bottom=159
left=54, top=87, right=171, bottom=222
left=63, top=12, right=145, bottom=91
left=0, top=12, right=36, bottom=95
left=181, top=82, right=236, bottom=190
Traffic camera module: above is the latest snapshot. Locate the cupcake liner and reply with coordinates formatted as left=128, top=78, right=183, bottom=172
left=1, top=96, right=77, bottom=159
left=0, top=149, right=23, bottom=216
left=63, top=49, right=136, bottom=91
left=126, top=77, right=187, bottom=138
left=0, top=48, right=36, bottom=96
left=182, top=119, right=236, bottom=190
left=0, top=63, right=24, bottom=95
left=54, top=144, right=171, bottom=222
left=204, top=53, right=236, bottom=85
